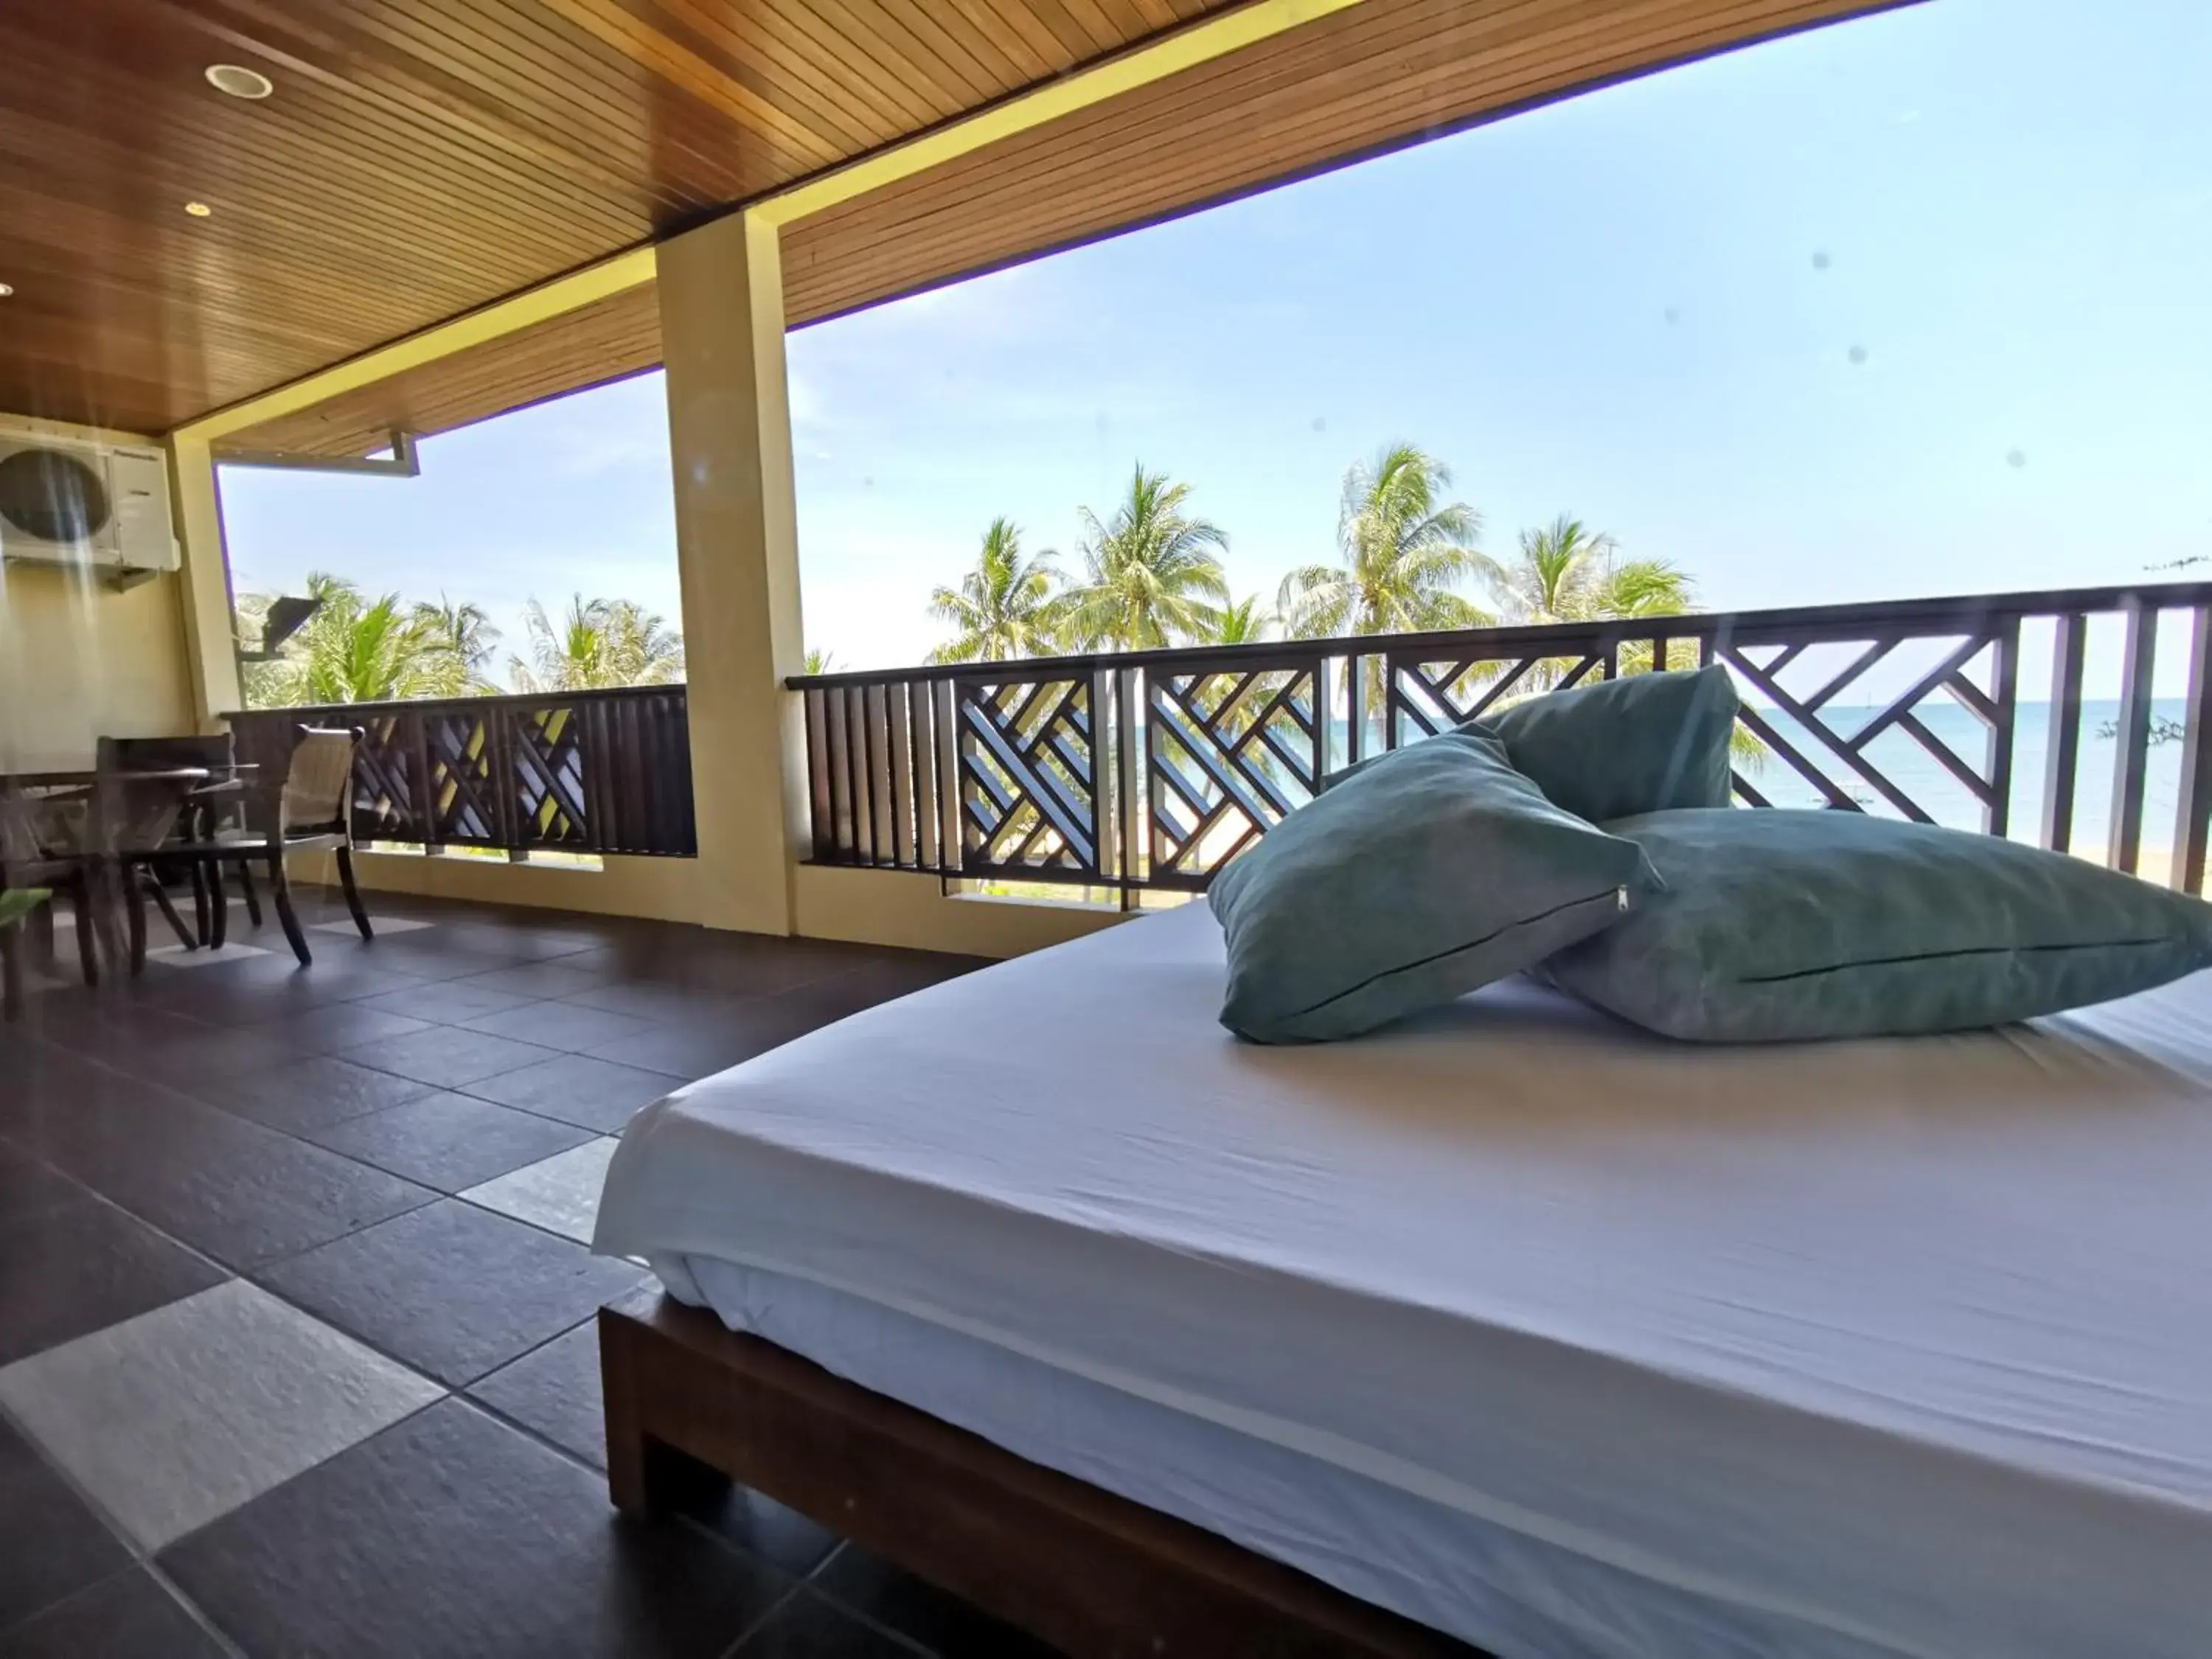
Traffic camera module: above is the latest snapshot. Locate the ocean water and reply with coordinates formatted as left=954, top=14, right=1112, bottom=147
left=1744, top=699, right=2187, bottom=852
left=1307, top=699, right=2188, bottom=852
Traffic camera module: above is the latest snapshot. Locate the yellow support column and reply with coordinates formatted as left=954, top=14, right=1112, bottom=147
left=658, top=211, right=807, bottom=936
left=165, top=431, right=243, bottom=728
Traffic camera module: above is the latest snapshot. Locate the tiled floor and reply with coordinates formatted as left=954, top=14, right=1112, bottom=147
left=0, top=888, right=1062, bottom=1658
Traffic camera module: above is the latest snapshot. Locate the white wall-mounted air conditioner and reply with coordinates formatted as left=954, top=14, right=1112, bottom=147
left=0, top=423, right=177, bottom=586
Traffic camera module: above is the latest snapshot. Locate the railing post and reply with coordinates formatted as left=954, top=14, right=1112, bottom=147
left=1091, top=667, right=1119, bottom=896
left=1346, top=655, right=1371, bottom=764
left=2041, top=612, right=2085, bottom=854
left=2109, top=599, right=2155, bottom=875
left=2173, top=605, right=2212, bottom=895
left=1983, top=617, right=2020, bottom=840
left=935, top=680, right=961, bottom=878
left=1117, top=666, right=1141, bottom=904
left=412, top=709, right=442, bottom=855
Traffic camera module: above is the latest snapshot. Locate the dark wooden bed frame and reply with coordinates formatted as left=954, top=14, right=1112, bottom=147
left=601, top=1288, right=1478, bottom=1657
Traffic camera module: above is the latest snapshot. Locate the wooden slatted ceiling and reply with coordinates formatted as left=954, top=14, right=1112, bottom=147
left=0, top=0, right=1226, bottom=437
left=780, top=0, right=1907, bottom=324
left=224, top=0, right=1902, bottom=462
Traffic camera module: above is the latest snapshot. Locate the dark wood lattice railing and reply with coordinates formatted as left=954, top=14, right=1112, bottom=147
left=226, top=685, right=696, bottom=858
left=787, top=581, right=2212, bottom=901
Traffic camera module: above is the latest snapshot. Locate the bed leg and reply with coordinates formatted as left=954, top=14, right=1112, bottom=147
left=601, top=1304, right=731, bottom=1515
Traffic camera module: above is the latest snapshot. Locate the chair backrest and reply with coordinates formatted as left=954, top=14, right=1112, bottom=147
left=282, top=727, right=360, bottom=835
left=0, top=786, right=88, bottom=867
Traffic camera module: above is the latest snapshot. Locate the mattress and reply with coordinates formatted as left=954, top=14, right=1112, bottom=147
left=594, top=900, right=2212, bottom=1659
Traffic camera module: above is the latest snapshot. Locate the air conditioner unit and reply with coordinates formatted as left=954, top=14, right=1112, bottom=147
left=0, top=425, right=177, bottom=586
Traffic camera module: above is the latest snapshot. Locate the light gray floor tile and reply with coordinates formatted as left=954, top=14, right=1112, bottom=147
left=0, top=1280, right=443, bottom=1550
left=312, top=917, right=436, bottom=936
left=144, top=943, right=274, bottom=970
left=459, top=1138, right=618, bottom=1245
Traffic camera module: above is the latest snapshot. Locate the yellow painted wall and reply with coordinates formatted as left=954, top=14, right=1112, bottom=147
left=288, top=846, right=1127, bottom=959
left=0, top=415, right=195, bottom=771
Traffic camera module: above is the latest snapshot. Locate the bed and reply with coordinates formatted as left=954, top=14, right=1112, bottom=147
left=594, top=899, right=2212, bottom=1659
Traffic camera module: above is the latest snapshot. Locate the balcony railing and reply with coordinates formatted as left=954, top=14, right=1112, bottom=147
left=787, top=580, right=2212, bottom=900
left=226, top=685, right=696, bottom=859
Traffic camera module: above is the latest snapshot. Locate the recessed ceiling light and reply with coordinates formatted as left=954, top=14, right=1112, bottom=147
left=0, top=283, right=13, bottom=299
left=205, top=63, right=274, bottom=100
left=184, top=201, right=214, bottom=218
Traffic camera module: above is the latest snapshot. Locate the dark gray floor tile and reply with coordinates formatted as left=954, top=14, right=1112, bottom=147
left=813, top=1545, right=1060, bottom=1659
left=460, top=1054, right=675, bottom=1133
left=0, top=1178, right=229, bottom=1364
left=0, top=1417, right=131, bottom=1631
left=340, top=1025, right=560, bottom=1090
left=656, top=943, right=873, bottom=999
left=466, top=1320, right=605, bottom=1467
left=108, top=1024, right=301, bottom=1090
left=779, top=956, right=987, bottom=1024
left=189, top=1054, right=439, bottom=1134
left=0, top=1568, right=229, bottom=1659
left=734, top=1590, right=917, bottom=1659
left=28, top=1004, right=208, bottom=1060
left=346, top=939, right=550, bottom=984
left=557, top=981, right=764, bottom=1026
left=0, top=1147, right=81, bottom=1224
left=455, top=961, right=622, bottom=1001
left=458, top=1001, right=655, bottom=1053
left=356, top=979, right=539, bottom=1023
left=434, top=923, right=608, bottom=964
left=0, top=1575, right=226, bottom=1659
left=159, top=1399, right=782, bottom=1659
left=585, top=1005, right=829, bottom=1082
left=30, top=1085, right=435, bottom=1271
left=269, top=1001, right=437, bottom=1055
left=302, top=1093, right=594, bottom=1193
left=257, top=1199, right=645, bottom=1386
left=681, top=1487, right=842, bottom=1582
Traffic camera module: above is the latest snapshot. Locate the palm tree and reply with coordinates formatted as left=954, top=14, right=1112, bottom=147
left=925, top=518, right=1067, bottom=664
left=1487, top=515, right=1757, bottom=765
left=511, top=595, right=685, bottom=692
left=1208, top=594, right=1273, bottom=645
left=412, top=595, right=501, bottom=692
left=1277, top=445, right=1496, bottom=640
left=242, top=573, right=471, bottom=706
left=1492, top=514, right=1696, bottom=677
left=1062, top=467, right=1229, bottom=651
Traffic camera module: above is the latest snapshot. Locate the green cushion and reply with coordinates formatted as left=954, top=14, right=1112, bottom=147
left=1545, top=808, right=2212, bottom=1042
left=1464, top=665, right=1739, bottom=823
left=0, top=888, right=50, bottom=930
left=1209, top=731, right=1659, bottom=1043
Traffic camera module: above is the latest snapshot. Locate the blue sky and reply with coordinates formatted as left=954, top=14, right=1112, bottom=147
left=221, top=0, right=2212, bottom=693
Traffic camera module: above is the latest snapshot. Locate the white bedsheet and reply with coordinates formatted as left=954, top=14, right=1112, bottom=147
left=595, top=901, right=2212, bottom=1658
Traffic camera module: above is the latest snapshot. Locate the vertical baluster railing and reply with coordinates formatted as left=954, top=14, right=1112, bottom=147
left=2171, top=605, right=2212, bottom=897
left=1982, top=619, right=2021, bottom=841
left=1116, top=666, right=1142, bottom=900
left=2041, top=611, right=2086, bottom=855
left=2108, top=599, right=2157, bottom=875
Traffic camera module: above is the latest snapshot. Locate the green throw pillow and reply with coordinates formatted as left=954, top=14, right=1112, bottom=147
left=1465, top=664, right=1739, bottom=823
left=1209, top=731, right=1660, bottom=1043
left=1545, top=808, right=2212, bottom=1042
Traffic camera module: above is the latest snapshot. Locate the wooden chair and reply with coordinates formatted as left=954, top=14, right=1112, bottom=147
left=97, top=732, right=263, bottom=946
left=0, top=785, right=103, bottom=987
left=157, top=726, right=372, bottom=967
left=1, top=886, right=52, bottom=1021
